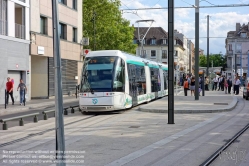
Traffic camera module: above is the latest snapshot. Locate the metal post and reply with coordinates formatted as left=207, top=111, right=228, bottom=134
left=4, top=89, right=6, bottom=109
left=202, top=70, right=205, bottom=96
left=247, top=50, right=249, bottom=79
left=235, top=54, right=237, bottom=78
left=195, top=0, right=200, bottom=100
left=240, top=53, right=242, bottom=78
left=206, top=15, right=209, bottom=77
left=75, top=85, right=77, bottom=99
left=52, top=0, right=66, bottom=165
left=168, top=0, right=174, bottom=124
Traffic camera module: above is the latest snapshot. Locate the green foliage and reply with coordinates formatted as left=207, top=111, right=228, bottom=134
left=199, top=54, right=226, bottom=67
left=83, top=0, right=137, bottom=54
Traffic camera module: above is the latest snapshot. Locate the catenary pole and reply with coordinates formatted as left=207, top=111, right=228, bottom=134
left=168, top=0, right=174, bottom=124
left=207, top=15, right=209, bottom=77
left=195, top=0, right=200, bottom=100
left=52, top=0, right=66, bottom=165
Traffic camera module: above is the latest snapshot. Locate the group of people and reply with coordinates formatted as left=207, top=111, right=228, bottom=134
left=6, top=77, right=27, bottom=105
left=182, top=74, right=242, bottom=96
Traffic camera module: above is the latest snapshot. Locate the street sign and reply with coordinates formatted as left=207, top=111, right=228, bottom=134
left=83, top=49, right=91, bottom=55
left=82, top=38, right=89, bottom=45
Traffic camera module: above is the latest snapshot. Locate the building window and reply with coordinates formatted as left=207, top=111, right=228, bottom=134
left=72, top=0, right=77, bottom=10
left=151, top=50, right=156, bottom=58
left=162, top=39, right=167, bottom=45
left=40, top=16, right=47, bottom=35
left=59, top=23, right=67, bottom=39
left=151, top=39, right=156, bottom=45
left=162, top=50, right=167, bottom=59
left=58, top=0, right=67, bottom=5
left=241, top=32, right=246, bottom=38
left=228, top=44, right=232, bottom=51
left=73, top=27, right=77, bottom=42
left=133, top=39, right=137, bottom=44
left=142, top=39, right=146, bottom=45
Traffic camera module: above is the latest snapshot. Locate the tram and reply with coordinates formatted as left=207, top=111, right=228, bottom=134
left=79, top=50, right=168, bottom=112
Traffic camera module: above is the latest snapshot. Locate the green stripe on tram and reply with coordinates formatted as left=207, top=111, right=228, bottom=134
left=148, top=64, right=159, bottom=68
left=162, top=67, right=168, bottom=70
left=126, top=60, right=145, bottom=66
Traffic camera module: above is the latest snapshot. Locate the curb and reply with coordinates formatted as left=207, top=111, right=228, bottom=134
left=0, top=99, right=78, bottom=116
left=138, top=96, right=238, bottom=114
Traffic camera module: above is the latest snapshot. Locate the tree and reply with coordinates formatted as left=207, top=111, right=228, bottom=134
left=83, top=0, right=137, bottom=54
left=199, top=54, right=226, bottom=67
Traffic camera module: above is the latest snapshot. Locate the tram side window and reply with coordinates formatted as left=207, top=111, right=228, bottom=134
left=164, top=70, right=168, bottom=90
left=113, top=58, right=125, bottom=92
left=150, top=68, right=161, bottom=92
left=135, top=65, right=146, bottom=95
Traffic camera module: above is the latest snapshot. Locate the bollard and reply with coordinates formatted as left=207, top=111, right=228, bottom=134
left=19, top=118, right=24, bottom=126
left=44, top=113, right=48, bottom=120
left=3, top=122, right=7, bottom=130
left=71, top=108, right=75, bottom=114
left=64, top=109, right=68, bottom=115
left=34, top=115, right=38, bottom=123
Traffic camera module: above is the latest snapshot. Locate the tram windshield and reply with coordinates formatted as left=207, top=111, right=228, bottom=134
left=80, top=56, right=125, bottom=93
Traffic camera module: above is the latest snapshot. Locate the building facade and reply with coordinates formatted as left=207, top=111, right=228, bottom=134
left=225, top=22, right=249, bottom=78
left=0, top=0, right=30, bottom=104
left=30, top=0, right=83, bottom=99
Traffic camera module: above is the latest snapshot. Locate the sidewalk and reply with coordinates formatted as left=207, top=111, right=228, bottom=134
left=0, top=96, right=79, bottom=116
left=139, top=90, right=238, bottom=113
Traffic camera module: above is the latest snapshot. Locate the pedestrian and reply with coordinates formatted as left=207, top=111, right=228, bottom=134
left=212, top=77, right=218, bottom=91
left=224, top=77, right=228, bottom=94
left=6, top=77, right=14, bottom=105
left=17, top=79, right=27, bottom=105
left=190, top=77, right=195, bottom=96
left=205, top=76, right=209, bottom=91
left=183, top=78, right=189, bottom=96
left=234, top=77, right=241, bottom=95
left=227, top=77, right=232, bottom=94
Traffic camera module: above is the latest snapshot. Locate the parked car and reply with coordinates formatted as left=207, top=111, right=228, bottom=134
left=243, top=78, right=249, bottom=100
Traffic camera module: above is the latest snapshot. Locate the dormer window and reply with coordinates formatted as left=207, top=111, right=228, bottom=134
left=151, top=38, right=156, bottom=45
left=162, top=39, right=167, bottom=45
left=241, top=32, right=246, bottom=38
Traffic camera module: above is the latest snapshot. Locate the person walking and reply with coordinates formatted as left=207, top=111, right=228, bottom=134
left=17, top=79, right=27, bottom=105
left=205, top=76, right=209, bottom=91
left=6, top=77, right=14, bottom=105
left=234, top=77, right=241, bottom=95
left=224, top=77, right=228, bottom=94
left=190, top=77, right=195, bottom=96
left=227, top=77, right=232, bottom=94
left=212, top=77, right=218, bottom=91
left=183, top=78, right=189, bottom=96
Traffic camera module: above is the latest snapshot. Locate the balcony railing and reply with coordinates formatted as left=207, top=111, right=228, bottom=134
left=18, top=0, right=25, bottom=2
left=0, top=19, right=8, bottom=36
left=228, top=50, right=233, bottom=55
left=15, top=23, right=25, bottom=39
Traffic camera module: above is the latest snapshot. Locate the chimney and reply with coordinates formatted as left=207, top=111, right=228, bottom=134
left=236, top=23, right=240, bottom=32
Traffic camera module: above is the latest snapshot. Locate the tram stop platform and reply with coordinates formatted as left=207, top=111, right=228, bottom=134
left=139, top=90, right=238, bottom=113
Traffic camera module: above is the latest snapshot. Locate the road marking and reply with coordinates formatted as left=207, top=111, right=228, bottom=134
left=105, top=113, right=225, bottom=166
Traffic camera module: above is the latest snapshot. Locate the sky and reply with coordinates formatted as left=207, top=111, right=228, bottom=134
left=120, top=0, right=249, bottom=55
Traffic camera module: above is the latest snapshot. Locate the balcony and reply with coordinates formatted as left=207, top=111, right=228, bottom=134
left=227, top=50, right=233, bottom=56
left=0, top=19, right=8, bottom=36
left=15, top=23, right=25, bottom=39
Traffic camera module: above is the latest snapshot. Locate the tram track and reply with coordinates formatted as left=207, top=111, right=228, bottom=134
left=200, top=98, right=248, bottom=166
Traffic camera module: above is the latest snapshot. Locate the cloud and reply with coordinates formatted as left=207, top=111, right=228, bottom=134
left=120, top=0, right=249, bottom=54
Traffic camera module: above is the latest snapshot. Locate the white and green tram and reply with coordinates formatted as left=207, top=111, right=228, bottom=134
left=79, top=50, right=168, bottom=112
